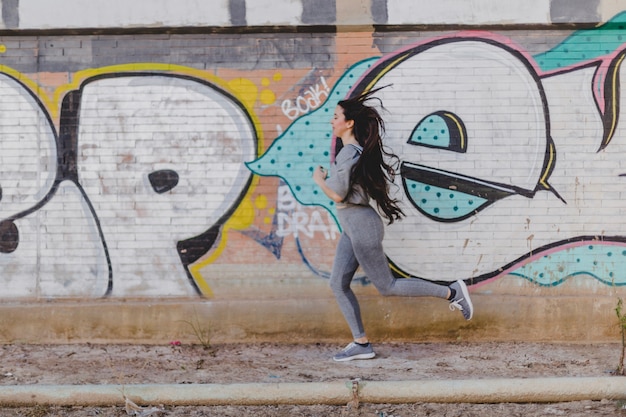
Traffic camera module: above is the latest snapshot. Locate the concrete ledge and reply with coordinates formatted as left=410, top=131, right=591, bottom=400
left=0, top=293, right=619, bottom=344
left=1, top=377, right=626, bottom=407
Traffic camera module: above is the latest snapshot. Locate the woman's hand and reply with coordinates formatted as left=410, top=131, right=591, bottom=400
left=313, top=165, right=343, bottom=202
left=313, top=165, right=328, bottom=186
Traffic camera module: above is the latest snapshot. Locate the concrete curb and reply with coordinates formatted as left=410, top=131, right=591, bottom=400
left=1, top=377, right=626, bottom=407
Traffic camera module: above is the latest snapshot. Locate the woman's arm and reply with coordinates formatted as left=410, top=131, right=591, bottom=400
left=313, top=166, right=343, bottom=203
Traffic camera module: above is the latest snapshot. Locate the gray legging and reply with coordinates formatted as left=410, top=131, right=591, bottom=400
left=330, top=204, right=449, bottom=339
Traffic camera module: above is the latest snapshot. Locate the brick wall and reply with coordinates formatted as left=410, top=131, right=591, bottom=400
left=1, top=1, right=626, bottom=342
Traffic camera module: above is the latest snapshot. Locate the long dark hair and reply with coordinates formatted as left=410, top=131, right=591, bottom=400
left=338, top=87, right=404, bottom=224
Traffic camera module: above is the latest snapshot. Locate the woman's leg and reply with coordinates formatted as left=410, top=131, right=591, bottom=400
left=348, top=207, right=449, bottom=299
left=329, top=232, right=366, bottom=339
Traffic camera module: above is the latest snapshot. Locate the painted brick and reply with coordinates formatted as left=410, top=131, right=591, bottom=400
left=0, top=13, right=624, bottom=345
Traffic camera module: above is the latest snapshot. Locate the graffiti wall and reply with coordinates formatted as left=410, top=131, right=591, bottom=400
left=3, top=15, right=626, bottom=300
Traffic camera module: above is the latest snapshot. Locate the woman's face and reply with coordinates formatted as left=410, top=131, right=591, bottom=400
left=331, top=105, right=353, bottom=138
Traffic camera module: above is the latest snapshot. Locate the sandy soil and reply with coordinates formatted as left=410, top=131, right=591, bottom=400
left=0, top=341, right=624, bottom=416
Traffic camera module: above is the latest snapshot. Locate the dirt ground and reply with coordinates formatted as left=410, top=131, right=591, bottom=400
left=0, top=341, right=625, bottom=416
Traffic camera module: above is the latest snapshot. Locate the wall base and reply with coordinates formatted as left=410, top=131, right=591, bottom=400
left=0, top=293, right=619, bottom=344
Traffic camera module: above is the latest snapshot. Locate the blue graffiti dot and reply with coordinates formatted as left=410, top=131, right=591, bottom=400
left=608, top=252, right=613, bottom=257
left=349, top=74, right=354, bottom=78
left=309, top=144, right=314, bottom=149
left=539, top=273, right=544, bottom=278
left=298, top=152, right=303, bottom=157
left=623, top=250, right=626, bottom=256
left=417, top=136, right=422, bottom=141
left=589, top=245, right=594, bottom=250
left=433, top=135, right=438, bottom=140
left=324, top=108, right=329, bottom=112
left=325, top=133, right=330, bottom=137
left=436, top=192, right=441, bottom=198
left=277, top=146, right=282, bottom=151
left=290, top=131, right=295, bottom=136
left=453, top=206, right=459, bottom=211
left=433, top=207, right=440, bottom=213
left=449, top=194, right=454, bottom=199
left=305, top=121, right=310, bottom=126
left=441, top=129, right=445, bottom=134
left=270, top=159, right=275, bottom=164
left=323, top=151, right=329, bottom=156
left=593, top=260, right=598, bottom=265
left=468, top=200, right=474, bottom=205
left=308, top=166, right=314, bottom=172
left=286, top=163, right=291, bottom=168
left=295, top=185, right=301, bottom=191
left=425, top=185, right=431, bottom=191
left=423, top=127, right=428, bottom=132
left=421, top=198, right=427, bottom=204
left=610, top=271, right=615, bottom=277
left=410, top=183, right=417, bottom=189
left=576, top=258, right=581, bottom=263
left=313, top=189, right=318, bottom=194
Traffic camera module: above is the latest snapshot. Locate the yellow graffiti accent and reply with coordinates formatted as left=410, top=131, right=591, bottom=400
left=0, top=45, right=6, bottom=54
left=539, top=140, right=556, bottom=189
left=443, top=111, right=466, bottom=151
left=255, top=194, right=268, bottom=209
left=227, top=77, right=258, bottom=109
left=390, top=262, right=410, bottom=278
left=365, top=52, right=412, bottom=92
left=260, top=89, right=276, bottom=105
left=264, top=205, right=275, bottom=225
left=603, top=52, right=626, bottom=148
left=273, top=72, right=282, bottom=82
left=189, top=264, right=215, bottom=297
left=0, top=66, right=57, bottom=120
left=261, top=77, right=271, bottom=87
left=229, top=195, right=256, bottom=230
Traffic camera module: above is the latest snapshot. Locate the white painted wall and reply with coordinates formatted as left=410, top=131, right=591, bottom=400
left=9, top=0, right=608, bottom=30
left=18, top=0, right=231, bottom=29
left=386, top=0, right=552, bottom=25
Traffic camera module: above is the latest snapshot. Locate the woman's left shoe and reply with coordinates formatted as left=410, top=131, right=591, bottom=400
left=448, top=280, right=474, bottom=320
left=332, top=342, right=376, bottom=362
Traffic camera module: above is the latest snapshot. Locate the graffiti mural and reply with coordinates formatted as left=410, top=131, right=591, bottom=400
left=249, top=12, right=626, bottom=289
left=5, top=14, right=626, bottom=299
left=0, top=69, right=257, bottom=297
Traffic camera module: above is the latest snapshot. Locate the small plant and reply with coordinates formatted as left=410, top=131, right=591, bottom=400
left=179, top=309, right=213, bottom=351
left=615, top=298, right=626, bottom=375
